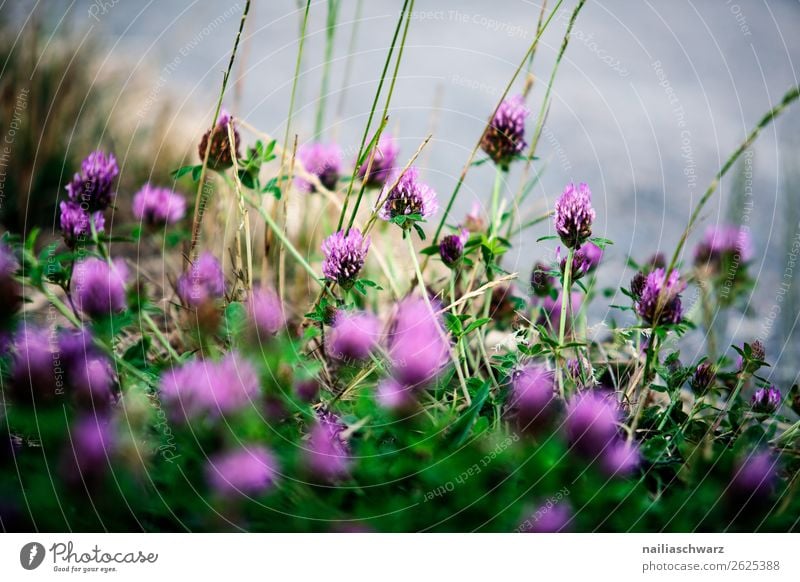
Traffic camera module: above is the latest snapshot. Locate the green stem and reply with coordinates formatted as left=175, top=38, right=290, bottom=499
left=712, top=371, right=748, bottom=432
left=667, top=85, right=799, bottom=276
left=189, top=0, right=251, bottom=260
left=490, top=169, right=504, bottom=236
left=335, top=0, right=363, bottom=124
left=315, top=0, right=340, bottom=137
left=337, top=0, right=411, bottom=231
left=141, top=311, right=181, bottom=361
left=507, top=0, right=586, bottom=237
left=345, top=0, right=415, bottom=232
left=244, top=194, right=326, bottom=290
left=558, top=247, right=574, bottom=348
left=283, top=0, right=311, bottom=160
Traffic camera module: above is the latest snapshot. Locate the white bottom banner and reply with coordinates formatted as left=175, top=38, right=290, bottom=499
left=0, top=534, right=796, bottom=580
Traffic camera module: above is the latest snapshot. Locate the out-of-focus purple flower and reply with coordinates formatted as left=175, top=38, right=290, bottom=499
left=439, top=229, right=468, bottom=268
left=566, top=353, right=594, bottom=387
left=10, top=326, right=58, bottom=404
left=246, top=286, right=286, bottom=337
left=59, top=201, right=105, bottom=247
left=601, top=440, right=640, bottom=476
left=462, top=201, right=486, bottom=233
left=321, top=228, right=370, bottom=290
left=565, top=390, right=620, bottom=457
left=378, top=167, right=438, bottom=224
left=198, top=108, right=240, bottom=170
left=386, top=296, right=450, bottom=388
left=520, top=502, right=572, bottom=533
left=72, top=258, right=129, bottom=319
left=132, top=184, right=186, bottom=226
left=306, top=415, right=350, bottom=480
left=66, top=415, right=114, bottom=479
left=65, top=150, right=119, bottom=211
left=558, top=242, right=602, bottom=281
left=295, top=378, right=320, bottom=403
left=751, top=385, right=781, bottom=414
left=358, top=132, right=399, bottom=187
left=69, top=355, right=115, bottom=411
left=554, top=182, right=595, bottom=249
left=376, top=378, right=417, bottom=411
left=0, top=244, right=21, bottom=323
left=206, top=445, right=278, bottom=498
left=327, top=310, right=380, bottom=362
left=732, top=450, right=779, bottom=499
left=690, top=362, right=716, bottom=394
left=530, top=262, right=556, bottom=298
left=177, top=252, right=225, bottom=307
left=58, top=327, right=98, bottom=365
left=297, top=142, right=342, bottom=192
left=537, top=291, right=582, bottom=334
left=695, top=224, right=753, bottom=267
left=159, top=353, right=260, bottom=422
left=635, top=268, right=685, bottom=325
left=481, top=94, right=529, bottom=170
left=507, top=365, right=556, bottom=433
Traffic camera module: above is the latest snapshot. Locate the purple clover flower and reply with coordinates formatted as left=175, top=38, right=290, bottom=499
left=177, top=252, right=226, bottom=307
left=690, top=362, right=716, bottom=394
left=751, top=385, right=781, bottom=414
left=69, top=355, right=115, bottom=411
left=558, top=242, right=602, bottom=281
left=358, top=132, right=399, bottom=188
left=296, top=142, right=342, bottom=192
left=65, top=150, right=119, bottom=212
left=530, top=262, right=556, bottom=298
left=378, top=167, right=438, bottom=224
left=246, top=286, right=286, bottom=337
left=65, top=414, right=115, bottom=480
left=132, top=184, right=186, bottom=226
left=565, top=390, right=620, bottom=457
left=376, top=378, right=417, bottom=412
left=327, top=310, right=380, bottom=362
left=695, top=224, right=753, bottom=267
left=72, top=258, right=129, bottom=319
left=732, top=450, right=779, bottom=499
left=439, top=229, right=468, bottom=268
left=199, top=108, right=240, bottom=170
left=159, top=352, right=260, bottom=422
left=634, top=268, right=685, bottom=325
left=206, top=445, right=279, bottom=498
left=507, top=365, right=556, bottom=433
left=481, top=94, right=529, bottom=170
left=321, top=228, right=370, bottom=289
left=601, top=440, right=640, bottom=476
left=59, top=201, right=105, bottom=248
left=554, top=182, right=596, bottom=249
left=520, top=502, right=572, bottom=533
left=386, top=296, right=450, bottom=388
left=10, top=325, right=59, bottom=405
left=306, top=414, right=350, bottom=480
